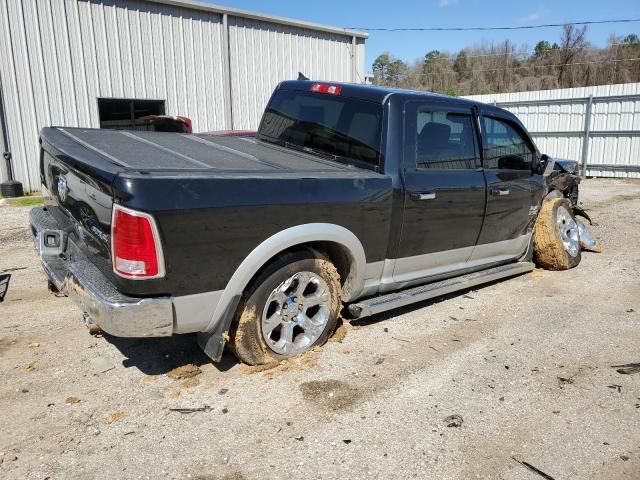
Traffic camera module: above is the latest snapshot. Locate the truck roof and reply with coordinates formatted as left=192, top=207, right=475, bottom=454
left=277, top=80, right=486, bottom=109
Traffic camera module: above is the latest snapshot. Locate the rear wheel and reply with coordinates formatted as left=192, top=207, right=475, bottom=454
left=533, top=198, right=581, bottom=270
left=228, top=249, right=341, bottom=365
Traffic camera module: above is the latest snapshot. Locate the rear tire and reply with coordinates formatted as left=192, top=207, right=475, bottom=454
left=533, top=198, right=581, bottom=270
left=228, top=249, right=341, bottom=366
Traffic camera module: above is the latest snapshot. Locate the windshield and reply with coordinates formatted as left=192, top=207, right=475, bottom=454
left=257, top=89, right=383, bottom=169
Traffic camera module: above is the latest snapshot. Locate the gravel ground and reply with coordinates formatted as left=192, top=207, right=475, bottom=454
left=1, top=179, right=639, bottom=480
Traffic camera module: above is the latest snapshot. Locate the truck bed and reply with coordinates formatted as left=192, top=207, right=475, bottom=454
left=38, top=127, right=392, bottom=299
left=43, top=127, right=372, bottom=175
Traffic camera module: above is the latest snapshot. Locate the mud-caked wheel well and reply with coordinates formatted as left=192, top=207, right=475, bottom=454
left=243, top=241, right=354, bottom=301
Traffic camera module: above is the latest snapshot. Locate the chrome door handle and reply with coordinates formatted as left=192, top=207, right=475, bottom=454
left=410, top=192, right=436, bottom=201
left=490, top=188, right=510, bottom=196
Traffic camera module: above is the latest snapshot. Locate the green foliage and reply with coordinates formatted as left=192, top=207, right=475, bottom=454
left=445, top=86, right=458, bottom=97
left=372, top=52, right=408, bottom=86
left=7, top=196, right=44, bottom=207
left=534, top=40, right=551, bottom=57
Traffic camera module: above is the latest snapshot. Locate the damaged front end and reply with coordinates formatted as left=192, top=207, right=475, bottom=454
left=541, top=155, right=602, bottom=254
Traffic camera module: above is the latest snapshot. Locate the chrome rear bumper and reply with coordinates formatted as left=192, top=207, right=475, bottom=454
left=30, top=206, right=173, bottom=337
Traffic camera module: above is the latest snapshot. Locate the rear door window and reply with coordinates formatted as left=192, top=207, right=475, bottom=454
left=258, top=90, right=383, bottom=169
left=415, top=110, right=480, bottom=169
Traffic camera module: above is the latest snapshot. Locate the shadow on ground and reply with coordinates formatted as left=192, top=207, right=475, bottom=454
left=103, top=333, right=239, bottom=375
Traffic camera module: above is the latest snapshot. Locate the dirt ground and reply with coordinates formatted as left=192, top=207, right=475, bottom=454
left=1, top=178, right=639, bottom=480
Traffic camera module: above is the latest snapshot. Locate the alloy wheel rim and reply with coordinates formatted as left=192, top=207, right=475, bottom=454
left=261, top=271, right=331, bottom=356
left=556, top=206, right=580, bottom=257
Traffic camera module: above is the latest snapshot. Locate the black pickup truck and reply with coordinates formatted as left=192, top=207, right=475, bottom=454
left=30, top=81, right=582, bottom=365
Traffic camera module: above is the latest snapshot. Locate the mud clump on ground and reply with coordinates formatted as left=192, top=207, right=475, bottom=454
left=181, top=377, right=201, bottom=388
left=329, top=320, right=348, bottom=342
left=240, top=348, right=321, bottom=376
left=105, top=410, right=126, bottom=423
left=299, top=379, right=361, bottom=411
left=167, top=364, right=202, bottom=380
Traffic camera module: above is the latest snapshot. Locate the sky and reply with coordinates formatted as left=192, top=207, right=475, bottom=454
left=206, top=0, right=640, bottom=70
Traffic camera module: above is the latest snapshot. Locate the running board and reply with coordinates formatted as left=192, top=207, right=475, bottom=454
left=348, top=262, right=535, bottom=319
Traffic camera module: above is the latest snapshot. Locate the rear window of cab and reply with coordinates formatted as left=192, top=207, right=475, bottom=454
left=258, top=89, right=383, bottom=169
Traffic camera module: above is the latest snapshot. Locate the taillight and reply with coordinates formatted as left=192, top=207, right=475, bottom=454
left=310, top=83, right=342, bottom=95
left=111, top=205, right=165, bottom=279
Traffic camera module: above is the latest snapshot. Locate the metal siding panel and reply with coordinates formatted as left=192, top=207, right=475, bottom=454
left=228, top=17, right=355, bottom=129
left=2, top=0, right=38, bottom=189
left=0, top=0, right=357, bottom=187
left=66, top=0, right=92, bottom=126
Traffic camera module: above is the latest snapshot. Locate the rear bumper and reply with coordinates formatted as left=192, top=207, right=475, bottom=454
left=30, top=206, right=173, bottom=337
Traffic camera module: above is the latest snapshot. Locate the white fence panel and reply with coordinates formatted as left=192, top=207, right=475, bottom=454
left=464, top=83, right=640, bottom=178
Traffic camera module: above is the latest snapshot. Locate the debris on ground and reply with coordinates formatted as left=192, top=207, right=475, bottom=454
left=607, top=384, right=622, bottom=393
left=391, top=335, right=410, bottom=343
left=22, top=361, right=37, bottom=372
left=28, top=342, right=40, bottom=348
left=3, top=454, right=18, bottom=462
left=557, top=374, right=577, bottom=387
left=577, top=222, right=603, bottom=253
left=167, top=364, right=202, bottom=379
left=612, top=363, right=640, bottom=375
left=105, top=410, right=126, bottom=423
left=65, top=396, right=80, bottom=404
left=168, top=405, right=213, bottom=414
left=444, top=414, right=463, bottom=428
left=512, top=457, right=556, bottom=480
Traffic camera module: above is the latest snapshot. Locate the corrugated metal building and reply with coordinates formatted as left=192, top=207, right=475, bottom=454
left=0, top=0, right=367, bottom=191
left=464, top=82, right=640, bottom=178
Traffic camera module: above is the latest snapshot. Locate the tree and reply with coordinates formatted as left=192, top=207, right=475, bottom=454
left=372, top=52, right=407, bottom=86
left=369, top=25, right=640, bottom=96
left=557, top=24, right=588, bottom=87
left=622, top=34, right=640, bottom=45
left=453, top=50, right=469, bottom=81
left=533, top=40, right=552, bottom=58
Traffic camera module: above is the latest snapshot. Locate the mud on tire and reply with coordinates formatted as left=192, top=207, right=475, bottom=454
left=228, top=249, right=341, bottom=366
left=533, top=198, right=581, bottom=271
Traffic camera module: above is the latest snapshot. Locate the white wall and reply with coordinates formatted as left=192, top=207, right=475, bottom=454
left=0, top=0, right=365, bottom=191
left=464, top=83, right=640, bottom=178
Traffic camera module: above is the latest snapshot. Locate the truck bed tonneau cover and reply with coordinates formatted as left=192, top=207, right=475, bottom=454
left=45, top=127, right=367, bottom=174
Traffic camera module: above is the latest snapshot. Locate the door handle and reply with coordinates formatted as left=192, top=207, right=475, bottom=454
left=410, top=192, right=436, bottom=201
left=490, top=188, right=510, bottom=196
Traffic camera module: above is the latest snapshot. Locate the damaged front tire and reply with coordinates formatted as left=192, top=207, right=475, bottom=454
left=533, top=198, right=582, bottom=270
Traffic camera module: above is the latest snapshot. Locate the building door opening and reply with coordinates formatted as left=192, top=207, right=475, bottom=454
left=97, top=98, right=165, bottom=130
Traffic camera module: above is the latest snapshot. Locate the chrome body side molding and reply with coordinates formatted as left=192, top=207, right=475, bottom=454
left=349, top=262, right=535, bottom=318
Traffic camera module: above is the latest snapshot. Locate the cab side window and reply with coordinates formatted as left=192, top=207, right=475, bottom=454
left=415, top=111, right=479, bottom=169
left=482, top=116, right=535, bottom=170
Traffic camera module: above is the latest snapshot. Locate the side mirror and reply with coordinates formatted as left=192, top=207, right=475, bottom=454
left=539, top=154, right=555, bottom=176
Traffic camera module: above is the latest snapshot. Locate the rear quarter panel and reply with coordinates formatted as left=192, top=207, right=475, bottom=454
left=112, top=173, right=393, bottom=297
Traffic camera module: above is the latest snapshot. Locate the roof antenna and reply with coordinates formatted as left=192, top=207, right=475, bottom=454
left=297, top=72, right=310, bottom=81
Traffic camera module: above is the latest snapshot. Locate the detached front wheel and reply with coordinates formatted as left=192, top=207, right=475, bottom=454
left=533, top=198, right=581, bottom=270
left=228, top=249, right=341, bottom=365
